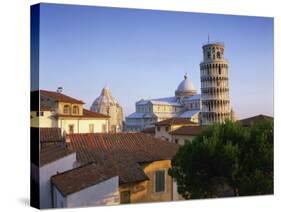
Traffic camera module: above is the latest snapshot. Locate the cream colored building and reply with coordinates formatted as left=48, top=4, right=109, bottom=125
left=90, top=86, right=123, bottom=132
left=126, top=74, right=201, bottom=131
left=31, top=90, right=110, bottom=134
left=154, top=117, right=199, bottom=142
left=169, top=125, right=202, bottom=145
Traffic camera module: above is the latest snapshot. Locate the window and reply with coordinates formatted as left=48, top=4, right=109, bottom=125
left=217, top=51, right=221, bottom=59
left=68, top=124, right=74, bottom=134
left=102, top=124, right=107, bottom=132
left=207, top=51, right=211, bottom=59
left=175, top=139, right=178, bottom=144
left=89, top=124, right=94, bottom=133
left=72, top=105, right=79, bottom=114
left=155, top=170, right=165, bottom=192
left=219, top=66, right=221, bottom=75
left=165, top=126, right=169, bottom=132
left=36, top=111, right=44, bottom=116
left=63, top=105, right=69, bottom=114
left=157, top=126, right=160, bottom=131
left=120, top=191, right=131, bottom=204
left=53, top=190, right=57, bottom=207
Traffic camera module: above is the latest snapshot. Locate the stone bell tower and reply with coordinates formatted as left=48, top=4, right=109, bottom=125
left=200, top=41, right=230, bottom=125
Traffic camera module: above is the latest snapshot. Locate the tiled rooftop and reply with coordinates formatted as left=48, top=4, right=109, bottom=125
left=169, top=125, right=202, bottom=136
left=40, top=144, right=74, bottom=167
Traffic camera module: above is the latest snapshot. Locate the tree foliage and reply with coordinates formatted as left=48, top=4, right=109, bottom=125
left=168, top=119, right=273, bottom=199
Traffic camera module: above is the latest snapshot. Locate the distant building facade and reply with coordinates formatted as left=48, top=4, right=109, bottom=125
left=91, top=87, right=123, bottom=132
left=125, top=74, right=201, bottom=131
left=154, top=117, right=198, bottom=142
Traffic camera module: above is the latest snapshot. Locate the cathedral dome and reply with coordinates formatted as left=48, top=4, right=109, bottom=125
left=175, top=74, right=197, bottom=97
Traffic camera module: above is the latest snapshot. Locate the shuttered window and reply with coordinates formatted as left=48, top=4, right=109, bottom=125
left=155, top=170, right=165, bottom=192
left=120, top=191, right=131, bottom=204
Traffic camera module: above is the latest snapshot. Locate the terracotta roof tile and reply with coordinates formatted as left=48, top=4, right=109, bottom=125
left=67, top=133, right=178, bottom=164
left=239, top=114, right=273, bottom=126
left=56, top=109, right=110, bottom=119
left=155, top=117, right=197, bottom=126
left=82, top=109, right=110, bottom=118
left=141, top=127, right=155, bottom=134
left=63, top=133, right=179, bottom=186
left=51, top=162, right=118, bottom=196
left=169, top=125, right=202, bottom=136
left=40, top=144, right=74, bottom=167
left=40, top=90, right=85, bottom=104
left=40, top=128, right=63, bottom=143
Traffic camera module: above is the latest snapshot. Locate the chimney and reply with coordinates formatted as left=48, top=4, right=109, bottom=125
left=57, top=87, right=63, bottom=93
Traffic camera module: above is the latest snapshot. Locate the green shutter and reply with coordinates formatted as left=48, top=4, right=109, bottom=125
left=155, top=170, right=165, bottom=192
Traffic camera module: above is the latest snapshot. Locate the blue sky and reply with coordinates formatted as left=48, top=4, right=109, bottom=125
left=35, top=3, right=274, bottom=119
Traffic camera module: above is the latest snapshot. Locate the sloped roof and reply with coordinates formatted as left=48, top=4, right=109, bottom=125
left=40, top=144, right=74, bottom=167
left=40, top=128, right=63, bottom=143
left=51, top=162, right=119, bottom=197
left=239, top=114, right=273, bottom=126
left=39, top=90, right=85, bottom=104
left=64, top=133, right=179, bottom=187
left=155, top=117, right=198, bottom=126
left=179, top=110, right=200, bottom=118
left=141, top=127, right=155, bottom=134
left=56, top=109, right=110, bottom=119
left=137, top=96, right=182, bottom=106
left=67, top=133, right=178, bottom=165
left=170, top=125, right=202, bottom=136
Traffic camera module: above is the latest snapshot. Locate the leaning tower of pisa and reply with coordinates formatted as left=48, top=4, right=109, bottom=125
left=200, top=42, right=230, bottom=125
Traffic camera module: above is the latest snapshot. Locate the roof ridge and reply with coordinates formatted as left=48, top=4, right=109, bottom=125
left=51, top=161, right=95, bottom=179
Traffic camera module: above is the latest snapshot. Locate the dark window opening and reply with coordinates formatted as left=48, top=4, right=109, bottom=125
left=217, top=51, right=221, bottom=59
left=120, top=191, right=131, bottom=204
left=68, top=125, right=74, bottom=134
left=155, top=170, right=165, bottom=192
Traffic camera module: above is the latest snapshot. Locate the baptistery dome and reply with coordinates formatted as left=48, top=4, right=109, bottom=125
left=91, top=86, right=123, bottom=132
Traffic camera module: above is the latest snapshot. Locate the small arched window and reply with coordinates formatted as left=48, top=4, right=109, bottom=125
left=217, top=51, right=221, bottom=59
left=63, top=105, right=69, bottom=114
left=72, top=105, right=79, bottom=114
left=219, top=66, right=221, bottom=75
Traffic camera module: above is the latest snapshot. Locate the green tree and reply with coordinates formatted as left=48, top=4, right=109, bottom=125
left=168, top=119, right=273, bottom=199
left=237, top=120, right=273, bottom=196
